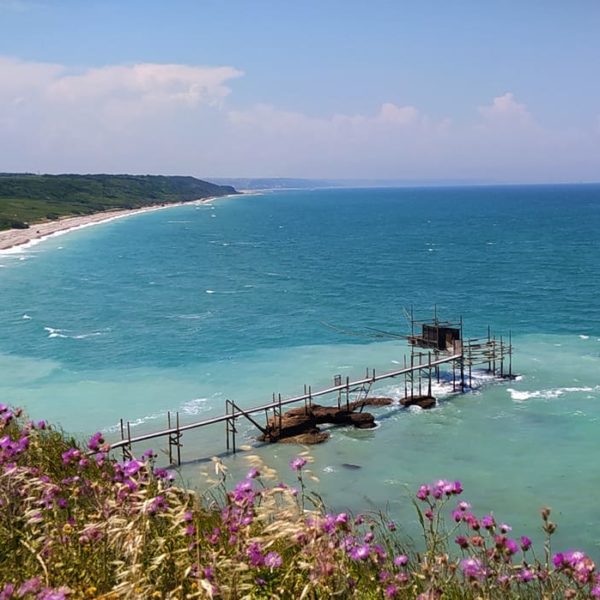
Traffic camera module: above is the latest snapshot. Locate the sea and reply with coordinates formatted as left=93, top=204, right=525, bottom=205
left=1, top=185, right=599, bottom=555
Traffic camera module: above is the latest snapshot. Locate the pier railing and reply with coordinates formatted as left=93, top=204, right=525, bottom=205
left=111, top=351, right=462, bottom=461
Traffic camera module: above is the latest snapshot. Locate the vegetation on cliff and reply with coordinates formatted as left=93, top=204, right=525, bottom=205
left=0, top=404, right=598, bottom=598
left=0, top=174, right=237, bottom=231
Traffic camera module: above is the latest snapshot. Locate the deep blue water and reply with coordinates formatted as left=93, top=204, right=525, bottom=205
left=1, top=184, right=600, bottom=555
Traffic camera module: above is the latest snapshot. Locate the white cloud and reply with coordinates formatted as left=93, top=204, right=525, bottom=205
left=0, top=56, right=598, bottom=182
left=478, top=92, right=531, bottom=125
left=47, top=63, right=242, bottom=109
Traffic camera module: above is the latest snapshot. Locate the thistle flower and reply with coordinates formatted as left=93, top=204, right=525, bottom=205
left=289, top=456, right=307, bottom=471
left=264, top=551, right=282, bottom=569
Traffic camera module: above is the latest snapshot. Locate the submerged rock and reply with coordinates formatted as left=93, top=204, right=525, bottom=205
left=400, top=395, right=436, bottom=409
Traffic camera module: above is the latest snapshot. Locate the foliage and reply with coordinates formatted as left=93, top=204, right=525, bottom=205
left=0, top=174, right=237, bottom=230
left=0, top=405, right=598, bottom=598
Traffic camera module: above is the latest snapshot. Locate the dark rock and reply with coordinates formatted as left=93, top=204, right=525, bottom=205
left=341, top=463, right=362, bottom=470
left=400, top=395, right=436, bottom=410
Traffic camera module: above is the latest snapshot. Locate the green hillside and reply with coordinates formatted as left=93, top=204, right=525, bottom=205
left=0, top=173, right=237, bottom=230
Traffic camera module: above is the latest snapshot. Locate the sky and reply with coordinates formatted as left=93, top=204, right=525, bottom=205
left=0, top=0, right=599, bottom=183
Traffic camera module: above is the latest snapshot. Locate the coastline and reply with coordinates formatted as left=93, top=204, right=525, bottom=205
left=0, top=195, right=233, bottom=253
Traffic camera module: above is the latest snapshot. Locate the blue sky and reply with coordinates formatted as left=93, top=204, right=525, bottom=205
left=1, top=0, right=599, bottom=182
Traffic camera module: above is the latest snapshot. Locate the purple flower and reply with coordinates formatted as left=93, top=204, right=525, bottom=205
left=455, top=535, right=469, bottom=549
left=87, top=431, right=104, bottom=452
left=61, top=447, right=81, bottom=465
left=519, top=569, right=534, bottom=582
left=0, top=584, right=15, bottom=600
left=264, top=551, right=282, bottom=569
left=393, top=555, right=408, bottom=567
left=289, top=456, right=307, bottom=471
left=123, top=459, right=143, bottom=477
left=416, top=485, right=430, bottom=500
left=247, top=467, right=260, bottom=479
left=520, top=535, right=532, bottom=551
left=553, top=553, right=565, bottom=569
left=387, top=521, right=396, bottom=531
left=18, top=577, right=41, bottom=596
left=37, top=589, right=69, bottom=600
left=336, top=512, right=349, bottom=526
left=385, top=584, right=399, bottom=598
left=500, top=522, right=512, bottom=533
left=148, top=495, right=168, bottom=515
left=246, top=542, right=264, bottom=566
left=460, top=557, right=486, bottom=580
left=504, top=538, right=519, bottom=556
left=349, top=544, right=370, bottom=560
left=481, top=514, right=495, bottom=529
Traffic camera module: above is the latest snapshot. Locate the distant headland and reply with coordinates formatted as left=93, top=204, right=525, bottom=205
left=0, top=173, right=237, bottom=232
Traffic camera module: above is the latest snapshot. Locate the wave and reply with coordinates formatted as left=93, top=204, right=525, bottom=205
left=180, top=397, right=212, bottom=416
left=44, top=326, right=109, bottom=340
left=44, top=326, right=68, bottom=339
left=507, top=385, right=600, bottom=402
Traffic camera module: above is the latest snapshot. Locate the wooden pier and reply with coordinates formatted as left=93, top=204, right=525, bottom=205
left=108, top=311, right=514, bottom=464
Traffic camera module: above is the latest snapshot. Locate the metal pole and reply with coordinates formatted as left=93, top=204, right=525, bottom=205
left=509, top=330, right=513, bottom=378
left=452, top=361, right=456, bottom=392
left=176, top=412, right=182, bottom=465
left=410, top=352, right=414, bottom=399
left=346, top=377, right=350, bottom=410
left=487, top=325, right=492, bottom=372
left=167, top=411, right=173, bottom=464
left=278, top=394, right=282, bottom=432
left=225, top=402, right=230, bottom=452
left=403, top=355, right=407, bottom=398
left=120, top=418, right=126, bottom=461
left=126, top=421, right=132, bottom=459
left=428, top=352, right=432, bottom=397
left=500, top=336, right=504, bottom=377
left=468, top=345, right=472, bottom=389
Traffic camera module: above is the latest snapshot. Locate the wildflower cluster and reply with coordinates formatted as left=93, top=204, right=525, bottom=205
left=412, top=477, right=599, bottom=598
left=0, top=405, right=598, bottom=598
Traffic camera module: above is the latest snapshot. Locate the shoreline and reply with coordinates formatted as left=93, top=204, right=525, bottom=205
left=0, top=195, right=235, bottom=253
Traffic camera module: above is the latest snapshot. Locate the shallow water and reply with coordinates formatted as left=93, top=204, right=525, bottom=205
left=1, top=185, right=599, bottom=554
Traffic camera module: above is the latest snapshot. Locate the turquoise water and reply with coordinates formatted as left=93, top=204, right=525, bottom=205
left=1, top=185, right=600, bottom=554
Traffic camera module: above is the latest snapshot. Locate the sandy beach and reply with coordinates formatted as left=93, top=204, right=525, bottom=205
left=0, top=197, right=221, bottom=252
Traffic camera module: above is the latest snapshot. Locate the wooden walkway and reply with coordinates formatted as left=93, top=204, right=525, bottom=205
left=110, top=351, right=463, bottom=461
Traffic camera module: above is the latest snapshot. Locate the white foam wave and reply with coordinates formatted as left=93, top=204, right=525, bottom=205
left=507, top=385, right=600, bottom=402
left=72, top=332, right=103, bottom=339
left=104, top=410, right=166, bottom=433
left=180, top=397, right=211, bottom=416
left=44, top=326, right=108, bottom=340
left=44, top=326, right=68, bottom=339
left=206, top=289, right=214, bottom=294
left=22, top=314, right=32, bottom=320
left=579, top=335, right=590, bottom=340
